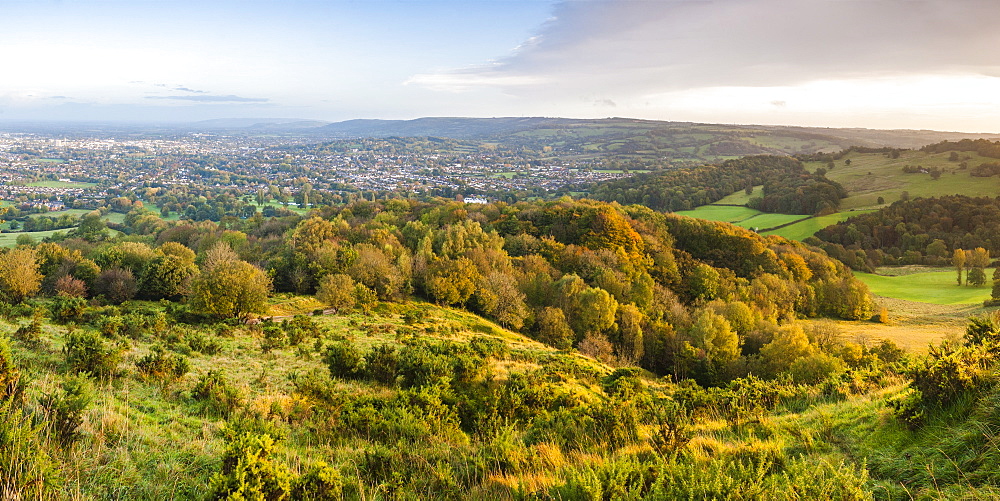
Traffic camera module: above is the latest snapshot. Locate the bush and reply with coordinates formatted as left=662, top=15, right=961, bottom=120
left=0, top=400, right=64, bottom=498
left=208, top=432, right=293, bottom=501
left=292, top=461, right=343, bottom=500
left=40, top=374, right=93, bottom=448
left=324, top=342, right=366, bottom=379
left=136, top=345, right=190, bottom=383
left=13, top=310, right=43, bottom=346
left=64, top=330, right=121, bottom=379
left=50, top=296, right=88, bottom=324
left=192, top=371, right=243, bottom=418
left=0, top=336, right=23, bottom=404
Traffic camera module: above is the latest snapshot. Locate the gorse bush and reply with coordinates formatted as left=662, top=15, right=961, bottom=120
left=192, top=370, right=243, bottom=418
left=40, top=374, right=94, bottom=449
left=136, top=345, right=190, bottom=383
left=64, top=329, right=121, bottom=378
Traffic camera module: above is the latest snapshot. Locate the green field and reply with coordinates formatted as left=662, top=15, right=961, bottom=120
left=731, top=212, right=807, bottom=231
left=812, top=150, right=1000, bottom=210
left=677, top=204, right=808, bottom=232
left=856, top=268, right=995, bottom=305
left=0, top=229, right=66, bottom=247
left=714, top=185, right=764, bottom=205
left=24, top=180, right=96, bottom=188
left=676, top=204, right=762, bottom=223
left=763, top=210, right=876, bottom=241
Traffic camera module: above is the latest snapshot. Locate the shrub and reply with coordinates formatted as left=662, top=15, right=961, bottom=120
left=40, top=374, right=93, bottom=448
left=191, top=371, right=243, bottom=418
left=260, top=322, right=287, bottom=354
left=208, top=432, right=293, bottom=500
left=0, top=400, right=63, bottom=498
left=324, top=342, right=366, bottom=379
left=365, top=344, right=399, bottom=385
left=49, top=296, right=87, bottom=324
left=13, top=310, right=43, bottom=346
left=0, top=336, right=23, bottom=404
left=136, top=345, right=190, bottom=383
left=64, top=330, right=121, bottom=379
left=292, top=461, right=343, bottom=500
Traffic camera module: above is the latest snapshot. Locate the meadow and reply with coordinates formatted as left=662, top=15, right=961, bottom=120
left=855, top=268, right=994, bottom=305
left=811, top=150, right=1000, bottom=209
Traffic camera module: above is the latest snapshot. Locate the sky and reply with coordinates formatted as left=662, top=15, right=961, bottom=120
left=2, top=0, right=1000, bottom=132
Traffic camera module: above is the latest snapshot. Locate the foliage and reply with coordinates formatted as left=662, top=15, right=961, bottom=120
left=63, top=329, right=121, bottom=379
left=189, top=243, right=272, bottom=320
left=0, top=247, right=42, bottom=304
left=39, top=374, right=93, bottom=448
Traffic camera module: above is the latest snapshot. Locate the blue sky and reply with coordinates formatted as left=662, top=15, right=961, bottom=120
left=3, top=0, right=1000, bottom=132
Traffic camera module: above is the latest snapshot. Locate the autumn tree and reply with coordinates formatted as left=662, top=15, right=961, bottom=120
left=95, top=268, right=137, bottom=304
left=474, top=271, right=529, bottom=330
left=967, top=247, right=991, bottom=287
left=316, top=274, right=356, bottom=312
left=424, top=257, right=479, bottom=306
left=953, top=249, right=967, bottom=285
left=0, top=248, right=42, bottom=304
left=534, top=307, right=573, bottom=350
left=189, top=243, right=272, bottom=320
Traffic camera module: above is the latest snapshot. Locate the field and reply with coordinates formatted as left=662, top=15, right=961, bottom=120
left=855, top=267, right=995, bottom=305
left=676, top=205, right=761, bottom=223
left=810, top=150, right=1000, bottom=210
left=763, top=210, right=876, bottom=241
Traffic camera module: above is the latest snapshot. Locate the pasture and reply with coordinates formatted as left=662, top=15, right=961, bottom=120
left=855, top=268, right=995, bottom=305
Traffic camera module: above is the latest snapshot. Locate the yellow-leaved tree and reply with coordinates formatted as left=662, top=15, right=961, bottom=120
left=0, top=247, right=42, bottom=304
left=189, top=243, right=271, bottom=320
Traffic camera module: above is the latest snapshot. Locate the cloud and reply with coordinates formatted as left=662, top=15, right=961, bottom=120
left=410, top=0, right=1000, bottom=99
left=145, top=94, right=269, bottom=103
left=173, top=86, right=208, bottom=94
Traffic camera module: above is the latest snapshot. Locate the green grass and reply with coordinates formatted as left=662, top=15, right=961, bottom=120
left=763, top=210, right=876, bottom=241
left=23, top=180, right=96, bottom=188
left=677, top=204, right=806, bottom=232
left=676, top=205, right=763, bottom=223
left=730, top=213, right=807, bottom=231
left=856, top=268, right=995, bottom=305
left=0, top=229, right=66, bottom=247
left=815, top=150, right=1000, bottom=210
left=713, top=185, right=763, bottom=205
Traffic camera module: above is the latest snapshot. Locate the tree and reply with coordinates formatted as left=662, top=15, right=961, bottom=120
left=141, top=255, right=198, bottom=300
left=424, top=257, right=479, bottom=306
left=95, top=267, right=138, bottom=304
left=0, top=248, right=42, bottom=304
left=474, top=271, right=529, bottom=330
left=189, top=243, right=272, bottom=320
left=967, top=248, right=990, bottom=287
left=953, top=249, right=967, bottom=285
left=534, top=307, right=573, bottom=350
left=992, top=267, right=1000, bottom=301
left=688, top=308, right=739, bottom=366
left=316, top=274, right=356, bottom=312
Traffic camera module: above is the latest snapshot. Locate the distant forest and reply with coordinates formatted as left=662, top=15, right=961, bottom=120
left=811, top=195, right=1000, bottom=270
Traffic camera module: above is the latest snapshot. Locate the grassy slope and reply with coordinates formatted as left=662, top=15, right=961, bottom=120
left=6, top=298, right=609, bottom=498
left=813, top=150, right=1000, bottom=210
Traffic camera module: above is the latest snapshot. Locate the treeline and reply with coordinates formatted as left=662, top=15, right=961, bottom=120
left=5, top=196, right=874, bottom=388
left=811, top=195, right=1000, bottom=269
left=589, top=155, right=845, bottom=214
left=921, top=138, right=1000, bottom=159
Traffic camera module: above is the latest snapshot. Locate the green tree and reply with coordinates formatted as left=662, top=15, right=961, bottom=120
left=993, top=267, right=1000, bottom=301
left=688, top=308, right=739, bottom=366
left=534, top=307, right=574, bottom=350
left=189, top=243, right=272, bottom=320
left=425, top=257, right=479, bottom=306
